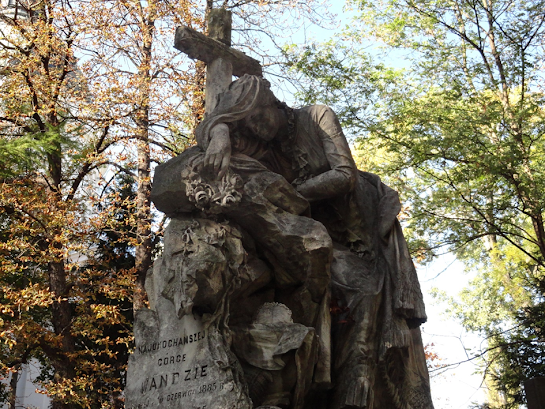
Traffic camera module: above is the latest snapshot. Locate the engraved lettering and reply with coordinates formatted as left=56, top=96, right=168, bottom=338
left=140, top=378, right=149, bottom=394
left=160, top=375, right=168, bottom=388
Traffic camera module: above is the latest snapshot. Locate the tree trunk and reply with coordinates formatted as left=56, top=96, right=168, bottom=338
left=531, top=213, right=545, bottom=263
left=8, top=364, right=19, bottom=409
left=47, top=115, right=76, bottom=407
left=133, top=12, right=156, bottom=311
left=49, top=257, right=76, bottom=409
left=134, top=132, right=152, bottom=310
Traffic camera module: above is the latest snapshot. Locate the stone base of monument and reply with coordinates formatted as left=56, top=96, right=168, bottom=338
left=125, top=309, right=251, bottom=409
left=125, top=217, right=254, bottom=409
left=125, top=215, right=326, bottom=409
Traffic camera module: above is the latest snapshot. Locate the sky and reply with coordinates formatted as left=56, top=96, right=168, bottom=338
left=420, top=257, right=487, bottom=408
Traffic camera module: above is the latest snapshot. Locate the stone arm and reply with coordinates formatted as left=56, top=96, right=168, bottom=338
left=295, top=107, right=358, bottom=202
left=202, top=123, right=232, bottom=179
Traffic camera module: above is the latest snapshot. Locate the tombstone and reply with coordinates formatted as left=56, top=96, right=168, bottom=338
left=525, top=377, right=545, bottom=409
left=125, top=217, right=253, bottom=409
left=126, top=8, right=435, bottom=409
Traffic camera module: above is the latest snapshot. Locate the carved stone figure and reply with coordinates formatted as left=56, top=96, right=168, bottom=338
left=138, top=74, right=433, bottom=409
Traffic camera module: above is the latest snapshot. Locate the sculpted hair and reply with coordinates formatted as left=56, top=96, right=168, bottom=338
left=195, top=74, right=277, bottom=149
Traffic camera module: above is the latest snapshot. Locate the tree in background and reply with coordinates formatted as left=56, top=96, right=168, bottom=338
left=0, top=0, right=333, bottom=406
left=0, top=1, right=102, bottom=407
left=75, top=0, right=204, bottom=312
left=0, top=1, right=143, bottom=406
left=285, top=0, right=545, bottom=406
left=0, top=0, right=195, bottom=405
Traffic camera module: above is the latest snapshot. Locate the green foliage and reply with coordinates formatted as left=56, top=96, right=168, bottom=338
left=287, top=0, right=545, bottom=405
left=69, top=174, right=138, bottom=408
left=0, top=3, right=137, bottom=405
left=0, top=173, right=142, bottom=408
left=284, top=40, right=402, bottom=141
left=0, top=124, right=76, bottom=178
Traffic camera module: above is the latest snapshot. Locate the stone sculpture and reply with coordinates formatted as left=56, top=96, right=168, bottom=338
left=125, top=73, right=434, bottom=409
left=125, top=8, right=434, bottom=409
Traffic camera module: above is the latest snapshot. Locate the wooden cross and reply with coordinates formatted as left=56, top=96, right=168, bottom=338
left=174, top=9, right=262, bottom=114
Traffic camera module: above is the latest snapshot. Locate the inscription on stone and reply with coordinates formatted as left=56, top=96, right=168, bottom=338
left=125, top=313, right=243, bottom=409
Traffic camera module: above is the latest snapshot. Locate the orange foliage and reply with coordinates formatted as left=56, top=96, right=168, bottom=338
left=0, top=0, right=332, bottom=406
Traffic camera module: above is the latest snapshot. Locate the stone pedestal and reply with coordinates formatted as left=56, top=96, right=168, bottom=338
left=125, top=217, right=253, bottom=409
left=125, top=310, right=250, bottom=409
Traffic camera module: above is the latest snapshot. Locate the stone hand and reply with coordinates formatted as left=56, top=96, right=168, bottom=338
left=203, top=123, right=231, bottom=179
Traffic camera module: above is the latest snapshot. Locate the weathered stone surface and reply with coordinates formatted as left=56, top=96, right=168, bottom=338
left=150, top=146, right=200, bottom=216
left=207, top=8, right=232, bottom=46
left=125, top=217, right=253, bottom=409
left=206, top=57, right=233, bottom=113
left=205, top=9, right=234, bottom=113
left=126, top=312, right=238, bottom=409
left=232, top=303, right=314, bottom=371
left=231, top=303, right=318, bottom=408
left=151, top=146, right=200, bottom=216
left=174, top=26, right=262, bottom=78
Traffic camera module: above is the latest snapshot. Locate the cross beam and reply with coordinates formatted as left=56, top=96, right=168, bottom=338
left=174, top=9, right=262, bottom=114
left=174, top=26, right=262, bottom=78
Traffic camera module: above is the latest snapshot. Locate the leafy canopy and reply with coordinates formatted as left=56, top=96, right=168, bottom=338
left=285, top=0, right=545, bottom=405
